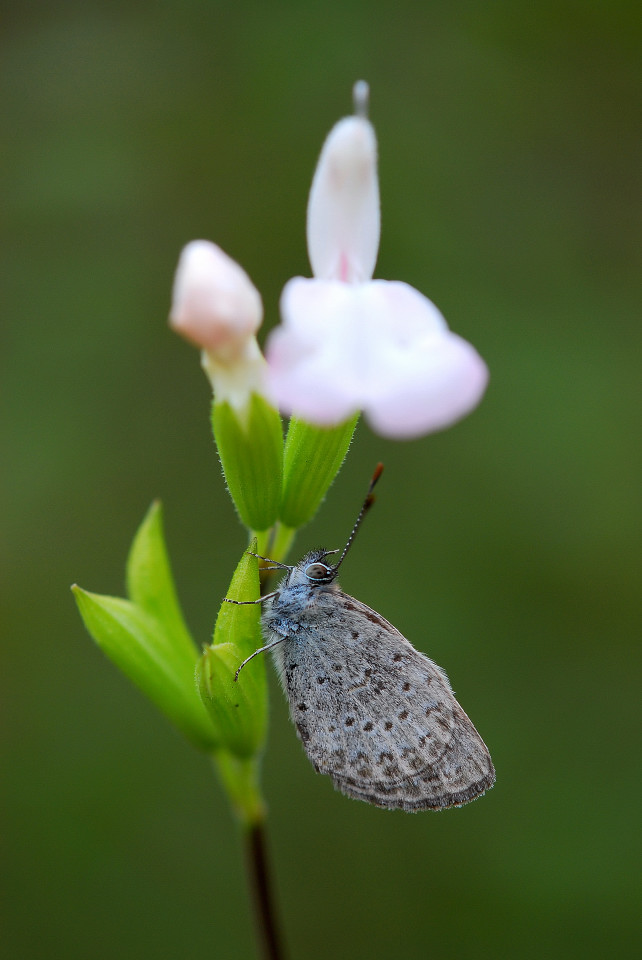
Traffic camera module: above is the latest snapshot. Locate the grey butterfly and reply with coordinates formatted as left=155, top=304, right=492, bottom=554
left=229, top=465, right=495, bottom=812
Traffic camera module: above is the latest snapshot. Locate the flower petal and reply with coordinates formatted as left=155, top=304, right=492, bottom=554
left=306, top=116, right=380, bottom=283
left=265, top=280, right=362, bottom=423
left=267, top=276, right=487, bottom=436
left=266, top=328, right=359, bottom=425
left=365, top=332, right=489, bottom=438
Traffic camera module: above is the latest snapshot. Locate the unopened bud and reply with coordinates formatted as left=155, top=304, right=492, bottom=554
left=170, top=240, right=263, bottom=357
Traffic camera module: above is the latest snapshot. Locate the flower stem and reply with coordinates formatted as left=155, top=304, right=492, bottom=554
left=213, top=753, right=286, bottom=959
left=245, top=820, right=287, bottom=960
left=214, top=751, right=265, bottom=826
left=270, top=522, right=296, bottom=565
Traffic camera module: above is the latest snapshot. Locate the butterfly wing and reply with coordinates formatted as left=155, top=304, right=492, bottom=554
left=275, top=591, right=495, bottom=811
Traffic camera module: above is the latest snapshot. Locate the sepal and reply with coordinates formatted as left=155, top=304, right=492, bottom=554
left=279, top=413, right=359, bottom=528
left=212, top=393, right=283, bottom=532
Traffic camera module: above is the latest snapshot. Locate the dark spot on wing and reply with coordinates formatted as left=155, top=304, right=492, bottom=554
left=363, top=721, right=373, bottom=731
left=399, top=710, right=408, bottom=720
left=332, top=663, right=342, bottom=672
left=297, top=703, right=308, bottom=712
left=363, top=610, right=391, bottom=629
left=351, top=630, right=360, bottom=639
left=402, top=682, right=411, bottom=692
left=384, top=721, right=393, bottom=730
left=393, top=653, right=402, bottom=662
left=316, top=676, right=327, bottom=684
left=345, top=716, right=355, bottom=727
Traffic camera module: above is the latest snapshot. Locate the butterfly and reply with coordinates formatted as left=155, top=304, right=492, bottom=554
left=228, top=465, right=495, bottom=811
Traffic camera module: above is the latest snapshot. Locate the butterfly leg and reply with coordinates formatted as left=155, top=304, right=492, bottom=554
left=223, top=591, right=279, bottom=605
left=234, top=636, right=287, bottom=681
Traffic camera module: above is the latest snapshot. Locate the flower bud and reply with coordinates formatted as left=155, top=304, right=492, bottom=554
left=170, top=240, right=262, bottom=357
left=170, top=240, right=283, bottom=530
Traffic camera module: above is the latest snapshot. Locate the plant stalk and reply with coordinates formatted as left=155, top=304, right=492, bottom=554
left=245, top=820, right=287, bottom=960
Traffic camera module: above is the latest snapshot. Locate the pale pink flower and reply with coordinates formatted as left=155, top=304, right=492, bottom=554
left=169, top=240, right=268, bottom=410
left=266, top=82, right=488, bottom=439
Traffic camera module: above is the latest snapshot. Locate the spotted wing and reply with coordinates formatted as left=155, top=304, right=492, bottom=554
left=278, top=592, right=495, bottom=811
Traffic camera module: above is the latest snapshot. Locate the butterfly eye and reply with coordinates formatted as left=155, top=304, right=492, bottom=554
left=305, top=562, right=332, bottom=582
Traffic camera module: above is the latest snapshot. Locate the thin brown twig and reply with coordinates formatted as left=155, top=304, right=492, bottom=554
left=245, top=821, right=287, bottom=960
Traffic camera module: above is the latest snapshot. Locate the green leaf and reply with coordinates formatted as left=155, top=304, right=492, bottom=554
left=212, top=392, right=283, bottom=531
left=72, top=587, right=217, bottom=751
left=126, top=501, right=196, bottom=660
left=280, top=413, right=359, bottom=528
left=198, top=544, right=268, bottom=758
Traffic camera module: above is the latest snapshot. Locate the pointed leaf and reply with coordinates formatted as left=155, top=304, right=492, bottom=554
left=72, top=586, right=217, bottom=751
left=198, top=643, right=265, bottom=758
left=197, top=545, right=267, bottom=758
left=126, top=501, right=196, bottom=660
left=213, top=543, right=263, bottom=660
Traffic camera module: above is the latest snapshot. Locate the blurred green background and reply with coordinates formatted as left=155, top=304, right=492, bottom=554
left=3, top=1, right=640, bottom=958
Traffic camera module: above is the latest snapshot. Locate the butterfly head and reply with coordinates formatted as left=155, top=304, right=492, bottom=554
left=302, top=548, right=341, bottom=585
left=260, top=464, right=384, bottom=591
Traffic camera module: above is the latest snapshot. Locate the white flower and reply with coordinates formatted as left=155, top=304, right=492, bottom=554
left=266, top=82, right=488, bottom=439
left=169, top=240, right=268, bottom=410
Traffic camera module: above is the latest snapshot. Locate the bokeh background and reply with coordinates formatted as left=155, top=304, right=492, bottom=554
left=3, top=2, right=640, bottom=958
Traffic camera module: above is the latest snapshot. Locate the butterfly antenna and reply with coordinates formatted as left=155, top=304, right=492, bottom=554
left=246, top=551, right=292, bottom=571
left=332, top=463, right=384, bottom=573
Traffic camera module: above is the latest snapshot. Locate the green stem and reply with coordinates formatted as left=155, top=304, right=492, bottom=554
left=213, top=751, right=265, bottom=827
left=213, top=752, right=286, bottom=960
left=270, top=523, right=296, bottom=565
left=252, top=529, right=272, bottom=559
